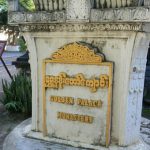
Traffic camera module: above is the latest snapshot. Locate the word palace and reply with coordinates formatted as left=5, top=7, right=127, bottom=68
left=50, top=96, right=103, bottom=108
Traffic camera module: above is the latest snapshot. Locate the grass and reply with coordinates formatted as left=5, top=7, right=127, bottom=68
left=142, top=108, right=150, bottom=119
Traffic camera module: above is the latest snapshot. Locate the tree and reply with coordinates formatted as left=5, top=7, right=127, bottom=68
left=0, top=0, right=7, bottom=24
left=0, top=0, right=8, bottom=12
left=0, top=0, right=35, bottom=12
left=19, top=0, right=35, bottom=11
left=0, top=0, right=35, bottom=24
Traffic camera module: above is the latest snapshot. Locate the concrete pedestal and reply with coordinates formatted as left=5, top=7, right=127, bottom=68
left=7, top=0, right=150, bottom=149
left=3, top=119, right=149, bottom=150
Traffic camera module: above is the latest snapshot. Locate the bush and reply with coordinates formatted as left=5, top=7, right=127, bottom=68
left=19, top=0, right=35, bottom=11
left=0, top=11, right=7, bottom=25
left=1, top=72, right=32, bottom=116
left=17, top=37, right=27, bottom=52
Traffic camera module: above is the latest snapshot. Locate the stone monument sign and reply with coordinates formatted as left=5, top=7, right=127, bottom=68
left=42, top=42, right=113, bottom=147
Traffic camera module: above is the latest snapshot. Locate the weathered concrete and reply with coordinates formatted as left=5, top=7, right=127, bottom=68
left=3, top=119, right=86, bottom=150
left=3, top=118, right=149, bottom=150
left=0, top=103, right=26, bottom=150
left=141, top=118, right=150, bottom=145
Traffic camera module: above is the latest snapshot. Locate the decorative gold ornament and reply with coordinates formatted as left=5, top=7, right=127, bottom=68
left=46, top=42, right=104, bottom=64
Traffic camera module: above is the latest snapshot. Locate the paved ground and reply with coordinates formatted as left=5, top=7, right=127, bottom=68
left=3, top=119, right=150, bottom=150
left=0, top=103, right=26, bottom=150
left=0, top=51, right=23, bottom=66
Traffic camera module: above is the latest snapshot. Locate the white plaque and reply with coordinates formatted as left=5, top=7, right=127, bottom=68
left=42, top=43, right=113, bottom=148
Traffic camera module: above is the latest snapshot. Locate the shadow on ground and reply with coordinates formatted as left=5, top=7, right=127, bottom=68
left=0, top=103, right=27, bottom=150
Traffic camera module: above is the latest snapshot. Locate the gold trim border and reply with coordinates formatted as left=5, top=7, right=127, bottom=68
left=42, top=60, right=113, bottom=147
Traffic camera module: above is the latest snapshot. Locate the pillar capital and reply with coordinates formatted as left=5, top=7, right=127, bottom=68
left=66, top=0, right=92, bottom=22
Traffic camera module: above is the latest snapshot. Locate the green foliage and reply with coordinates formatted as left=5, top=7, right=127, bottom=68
left=142, top=108, right=150, bottom=119
left=0, top=0, right=35, bottom=12
left=1, top=72, right=32, bottom=116
left=0, top=0, right=7, bottom=24
left=17, top=37, right=27, bottom=52
left=0, top=0, right=8, bottom=12
left=0, top=0, right=35, bottom=25
left=0, top=11, right=7, bottom=25
left=19, top=0, right=35, bottom=11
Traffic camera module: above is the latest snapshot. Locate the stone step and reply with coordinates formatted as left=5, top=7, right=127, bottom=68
left=3, top=118, right=150, bottom=150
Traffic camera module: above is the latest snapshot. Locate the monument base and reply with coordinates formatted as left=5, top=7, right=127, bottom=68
left=3, top=119, right=149, bottom=150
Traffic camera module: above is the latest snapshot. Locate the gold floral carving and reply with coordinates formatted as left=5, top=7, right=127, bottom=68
left=47, top=42, right=104, bottom=64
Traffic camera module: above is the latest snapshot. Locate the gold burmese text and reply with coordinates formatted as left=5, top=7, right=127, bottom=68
left=45, top=72, right=109, bottom=92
